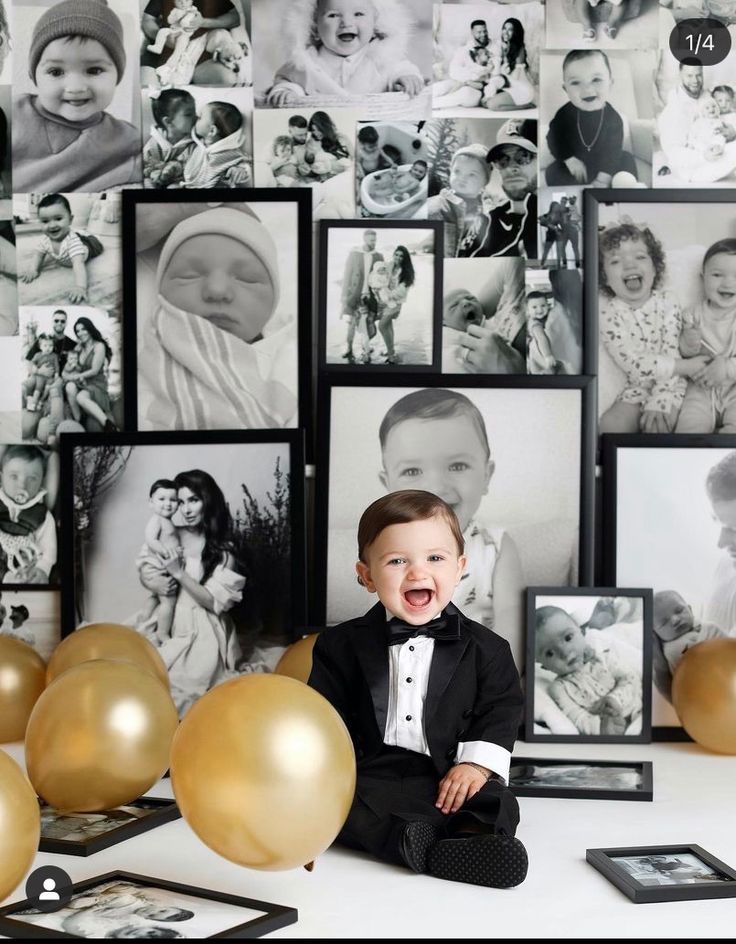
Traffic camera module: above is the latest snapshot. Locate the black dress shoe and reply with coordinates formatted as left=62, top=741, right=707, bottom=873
left=427, top=834, right=528, bottom=888
left=399, top=821, right=441, bottom=874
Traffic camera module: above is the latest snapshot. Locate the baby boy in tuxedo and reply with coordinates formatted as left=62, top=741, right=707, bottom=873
left=308, top=489, right=528, bottom=888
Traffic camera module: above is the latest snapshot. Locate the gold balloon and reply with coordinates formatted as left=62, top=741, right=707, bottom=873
left=46, top=623, right=169, bottom=689
left=672, top=638, right=736, bottom=754
left=0, top=751, right=40, bottom=901
left=274, top=634, right=318, bottom=684
left=26, top=660, right=179, bottom=812
left=0, top=637, right=46, bottom=743
left=171, top=675, right=356, bottom=871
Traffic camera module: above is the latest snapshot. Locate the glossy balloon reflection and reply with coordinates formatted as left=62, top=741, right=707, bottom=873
left=26, top=660, right=179, bottom=812
left=672, top=638, right=736, bottom=754
left=0, top=752, right=40, bottom=900
left=274, top=634, right=318, bottom=684
left=0, top=637, right=46, bottom=743
left=46, top=624, right=169, bottom=688
left=171, top=675, right=356, bottom=871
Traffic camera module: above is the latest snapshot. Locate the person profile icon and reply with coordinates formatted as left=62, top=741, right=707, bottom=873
left=39, top=878, right=60, bottom=902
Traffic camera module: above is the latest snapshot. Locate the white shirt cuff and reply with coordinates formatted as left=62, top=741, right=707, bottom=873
left=455, top=741, right=511, bottom=784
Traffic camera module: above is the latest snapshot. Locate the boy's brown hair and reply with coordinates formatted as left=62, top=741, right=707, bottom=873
left=357, top=489, right=465, bottom=563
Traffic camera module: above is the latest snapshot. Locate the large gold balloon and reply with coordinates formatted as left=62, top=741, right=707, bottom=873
left=672, top=638, right=736, bottom=754
left=171, top=675, right=355, bottom=871
left=0, top=751, right=40, bottom=901
left=46, top=623, right=169, bottom=689
left=274, top=634, right=318, bottom=684
left=0, top=637, right=46, bottom=743
left=26, top=660, right=179, bottom=812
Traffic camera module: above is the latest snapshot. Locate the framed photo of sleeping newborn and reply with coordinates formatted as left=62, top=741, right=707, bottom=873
left=121, top=189, right=312, bottom=445
left=525, top=587, right=653, bottom=744
left=584, top=189, right=736, bottom=439
left=59, top=429, right=307, bottom=717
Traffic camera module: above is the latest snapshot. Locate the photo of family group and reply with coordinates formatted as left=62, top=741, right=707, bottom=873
left=538, top=189, right=582, bottom=270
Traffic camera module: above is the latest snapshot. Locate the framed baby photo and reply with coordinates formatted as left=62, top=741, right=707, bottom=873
left=39, top=797, right=180, bottom=857
left=524, top=586, right=653, bottom=744
left=314, top=374, right=596, bottom=675
left=601, top=434, right=736, bottom=738
left=121, top=189, right=312, bottom=444
left=59, top=429, right=307, bottom=717
left=586, top=845, right=736, bottom=904
left=584, top=189, right=736, bottom=437
left=509, top=757, right=653, bottom=801
left=0, top=586, right=60, bottom=662
left=0, top=870, right=298, bottom=938
left=318, top=220, right=443, bottom=373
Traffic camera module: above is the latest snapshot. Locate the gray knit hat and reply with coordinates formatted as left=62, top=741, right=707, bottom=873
left=29, top=0, right=126, bottom=84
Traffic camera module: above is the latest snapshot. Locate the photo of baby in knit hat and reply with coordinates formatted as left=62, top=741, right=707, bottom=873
left=130, top=196, right=307, bottom=432
left=12, top=0, right=142, bottom=193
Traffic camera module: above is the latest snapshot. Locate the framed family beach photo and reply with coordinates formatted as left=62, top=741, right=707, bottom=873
left=509, top=758, right=653, bottom=802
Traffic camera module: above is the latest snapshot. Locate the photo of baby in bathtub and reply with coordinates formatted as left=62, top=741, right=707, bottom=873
left=356, top=121, right=432, bottom=219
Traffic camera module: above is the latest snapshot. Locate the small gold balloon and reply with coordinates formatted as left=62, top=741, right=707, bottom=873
left=0, top=637, right=46, bottom=743
left=274, top=634, right=318, bottom=684
left=46, top=623, right=169, bottom=689
left=672, top=638, right=736, bottom=754
left=0, top=751, right=41, bottom=901
left=26, top=660, right=179, bottom=812
left=171, top=675, right=356, bottom=871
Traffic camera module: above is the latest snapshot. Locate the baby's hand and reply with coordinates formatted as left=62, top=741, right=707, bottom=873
left=393, top=75, right=424, bottom=97
left=267, top=87, right=300, bottom=107
left=680, top=325, right=702, bottom=354
left=600, top=713, right=628, bottom=736
left=564, top=156, right=588, bottom=184
left=20, top=268, right=40, bottom=283
left=436, top=763, right=488, bottom=814
left=68, top=286, right=88, bottom=304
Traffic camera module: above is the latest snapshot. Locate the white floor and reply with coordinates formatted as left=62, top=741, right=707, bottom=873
left=2, top=739, right=736, bottom=938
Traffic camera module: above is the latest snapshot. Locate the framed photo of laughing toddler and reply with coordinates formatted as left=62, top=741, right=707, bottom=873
left=122, top=189, right=312, bottom=446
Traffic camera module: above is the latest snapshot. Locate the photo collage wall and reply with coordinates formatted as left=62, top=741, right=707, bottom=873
left=0, top=0, right=734, bottom=733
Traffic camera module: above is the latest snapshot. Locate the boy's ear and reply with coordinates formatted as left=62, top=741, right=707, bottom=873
left=355, top=560, right=376, bottom=593
left=455, top=554, right=467, bottom=584
left=483, top=459, right=495, bottom=495
left=378, top=468, right=388, bottom=491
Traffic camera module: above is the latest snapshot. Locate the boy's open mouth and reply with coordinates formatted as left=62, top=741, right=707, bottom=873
left=717, top=289, right=735, bottom=302
left=623, top=274, right=643, bottom=293
left=581, top=95, right=598, bottom=104
left=337, top=30, right=358, bottom=42
left=404, top=589, right=433, bottom=609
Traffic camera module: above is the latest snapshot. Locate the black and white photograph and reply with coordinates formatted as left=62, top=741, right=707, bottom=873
left=538, top=188, right=583, bottom=270
left=525, top=267, right=583, bottom=375
left=0, top=586, right=60, bottom=661
left=315, top=375, right=595, bottom=673
left=140, top=0, right=253, bottom=90
left=12, top=0, right=143, bottom=193
left=525, top=587, right=652, bottom=743
left=425, top=115, right=538, bottom=259
left=432, top=1, right=542, bottom=117
left=602, top=437, right=736, bottom=732
left=253, top=106, right=358, bottom=218
left=0, top=338, right=21, bottom=441
left=356, top=120, right=431, bottom=219
left=251, top=0, right=433, bottom=117
left=60, top=431, right=306, bottom=716
left=39, top=797, right=180, bottom=856
left=123, top=190, right=311, bottom=433
left=20, top=306, right=123, bottom=448
left=539, top=49, right=654, bottom=190
left=0, top=216, right=16, bottom=336
left=15, top=193, right=122, bottom=311
left=509, top=757, right=653, bottom=800
left=545, top=0, right=660, bottom=50
left=0, top=0, right=9, bottom=88
left=319, top=220, right=441, bottom=369
left=141, top=86, right=253, bottom=190
left=587, top=844, right=736, bottom=903
left=0, top=82, right=12, bottom=212
left=0, top=442, right=59, bottom=586
left=0, top=871, right=298, bottom=938
left=587, top=192, right=736, bottom=435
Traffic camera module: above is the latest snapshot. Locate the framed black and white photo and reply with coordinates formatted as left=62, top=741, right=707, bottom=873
left=509, top=757, right=653, bottom=801
left=525, top=587, right=652, bottom=743
left=586, top=845, right=736, bottom=904
left=315, top=375, right=595, bottom=674
left=122, top=189, right=311, bottom=440
left=0, top=870, right=298, bottom=938
left=0, top=586, right=59, bottom=662
left=39, top=797, right=180, bottom=857
left=318, top=220, right=442, bottom=371
left=602, top=435, right=736, bottom=737
left=60, top=430, right=306, bottom=716
left=585, top=189, right=736, bottom=435
left=524, top=266, right=583, bottom=376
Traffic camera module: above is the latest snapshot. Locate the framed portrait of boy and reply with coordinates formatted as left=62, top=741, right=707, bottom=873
left=314, top=374, right=595, bottom=675
left=509, top=757, right=653, bottom=801
left=318, top=220, right=443, bottom=373
left=59, top=429, right=306, bottom=716
left=586, top=845, right=736, bottom=904
left=122, top=189, right=312, bottom=443
left=525, top=586, right=653, bottom=744
left=0, top=585, right=59, bottom=662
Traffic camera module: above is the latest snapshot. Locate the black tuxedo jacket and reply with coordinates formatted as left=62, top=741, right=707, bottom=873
left=308, top=602, right=523, bottom=778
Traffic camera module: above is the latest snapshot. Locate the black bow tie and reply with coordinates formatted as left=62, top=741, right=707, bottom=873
left=387, top=614, right=460, bottom=646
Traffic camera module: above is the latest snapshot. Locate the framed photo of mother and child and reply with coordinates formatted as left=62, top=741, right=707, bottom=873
left=59, top=429, right=306, bottom=717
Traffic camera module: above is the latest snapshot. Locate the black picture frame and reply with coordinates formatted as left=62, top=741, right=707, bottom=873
left=317, top=219, right=444, bottom=374
left=121, top=188, right=313, bottom=453
left=0, top=870, right=298, bottom=938
left=509, top=757, right=653, bottom=801
left=586, top=845, right=736, bottom=904
left=524, top=586, right=653, bottom=744
left=38, top=797, right=180, bottom=857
